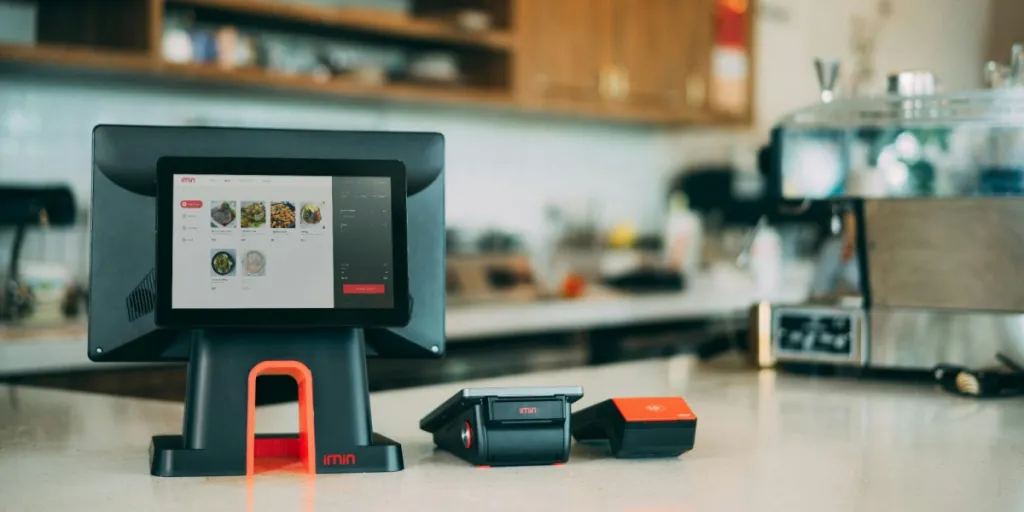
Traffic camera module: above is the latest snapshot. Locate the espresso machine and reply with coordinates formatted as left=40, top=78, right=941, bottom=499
left=753, top=51, right=1024, bottom=374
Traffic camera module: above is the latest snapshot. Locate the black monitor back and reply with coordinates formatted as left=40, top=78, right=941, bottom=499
left=89, top=125, right=445, bottom=362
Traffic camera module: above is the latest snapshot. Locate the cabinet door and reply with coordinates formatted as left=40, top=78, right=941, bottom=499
left=514, top=0, right=613, bottom=111
left=608, top=0, right=709, bottom=121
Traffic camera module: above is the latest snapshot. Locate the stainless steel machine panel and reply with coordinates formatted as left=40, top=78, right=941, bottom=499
left=868, top=309, right=1024, bottom=369
left=864, top=198, right=1024, bottom=312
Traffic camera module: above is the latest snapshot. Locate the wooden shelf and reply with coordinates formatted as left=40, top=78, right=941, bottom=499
left=0, top=43, right=513, bottom=108
left=167, top=0, right=514, bottom=50
left=0, top=42, right=709, bottom=126
left=0, top=1, right=750, bottom=127
left=159, top=61, right=514, bottom=106
left=0, top=43, right=154, bottom=74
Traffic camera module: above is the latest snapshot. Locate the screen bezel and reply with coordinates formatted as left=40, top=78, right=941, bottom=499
left=155, top=156, right=410, bottom=328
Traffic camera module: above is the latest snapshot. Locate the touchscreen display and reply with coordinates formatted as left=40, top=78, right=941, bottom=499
left=171, top=174, right=394, bottom=310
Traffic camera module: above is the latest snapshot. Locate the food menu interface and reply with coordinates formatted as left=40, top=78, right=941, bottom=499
left=171, top=174, right=395, bottom=310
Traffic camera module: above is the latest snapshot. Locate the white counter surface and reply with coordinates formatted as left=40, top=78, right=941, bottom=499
left=2, top=356, right=1023, bottom=511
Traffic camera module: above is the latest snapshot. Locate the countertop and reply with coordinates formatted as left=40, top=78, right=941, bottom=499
left=2, top=356, right=1023, bottom=511
left=0, top=266, right=811, bottom=375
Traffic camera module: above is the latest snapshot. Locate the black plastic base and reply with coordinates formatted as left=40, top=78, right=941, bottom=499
left=151, top=433, right=403, bottom=477
left=149, top=328, right=404, bottom=477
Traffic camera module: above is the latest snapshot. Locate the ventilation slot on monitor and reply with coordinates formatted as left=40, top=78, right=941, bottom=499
left=126, top=269, right=156, bottom=322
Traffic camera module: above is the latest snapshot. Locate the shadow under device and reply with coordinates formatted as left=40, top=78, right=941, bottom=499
left=89, top=125, right=445, bottom=476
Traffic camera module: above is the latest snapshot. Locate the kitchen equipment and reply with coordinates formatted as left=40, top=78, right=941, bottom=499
left=663, top=193, right=703, bottom=277
left=752, top=47, right=1024, bottom=371
left=814, top=58, right=840, bottom=103
left=1011, top=43, right=1024, bottom=86
left=984, top=61, right=1010, bottom=88
left=0, top=186, right=76, bottom=322
left=446, top=253, right=541, bottom=306
left=934, top=354, right=1024, bottom=398
left=15, top=261, right=73, bottom=325
left=886, top=70, right=937, bottom=96
left=602, top=267, right=684, bottom=294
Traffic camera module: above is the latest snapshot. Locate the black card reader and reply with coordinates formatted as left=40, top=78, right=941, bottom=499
left=419, top=386, right=584, bottom=467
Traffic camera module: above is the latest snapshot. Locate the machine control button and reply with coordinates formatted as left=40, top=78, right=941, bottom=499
left=834, top=335, right=848, bottom=350
left=803, top=332, right=816, bottom=350
left=461, top=421, right=472, bottom=448
left=820, top=332, right=835, bottom=346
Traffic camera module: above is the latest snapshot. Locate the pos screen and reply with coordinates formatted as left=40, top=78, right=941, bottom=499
left=155, top=157, right=409, bottom=328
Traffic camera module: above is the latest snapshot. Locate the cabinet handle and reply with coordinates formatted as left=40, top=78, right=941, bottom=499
left=686, top=75, right=707, bottom=107
left=534, top=74, right=549, bottom=93
left=601, top=66, right=629, bottom=101
left=599, top=66, right=613, bottom=99
left=620, top=67, right=630, bottom=100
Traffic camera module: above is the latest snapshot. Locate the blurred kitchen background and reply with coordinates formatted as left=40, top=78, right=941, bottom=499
left=1, top=0, right=1021, bottom=401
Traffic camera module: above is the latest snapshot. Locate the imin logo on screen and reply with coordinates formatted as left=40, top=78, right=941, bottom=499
left=180, top=176, right=196, bottom=184
left=323, top=453, right=356, bottom=466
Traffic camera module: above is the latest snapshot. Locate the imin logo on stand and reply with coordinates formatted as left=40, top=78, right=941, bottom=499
left=323, top=453, right=356, bottom=466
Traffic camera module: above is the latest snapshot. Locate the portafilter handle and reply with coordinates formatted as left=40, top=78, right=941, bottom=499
left=814, top=58, right=840, bottom=103
left=1011, top=43, right=1024, bottom=86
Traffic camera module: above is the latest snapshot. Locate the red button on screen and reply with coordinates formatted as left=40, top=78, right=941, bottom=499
left=343, top=284, right=386, bottom=295
left=180, top=200, right=203, bottom=209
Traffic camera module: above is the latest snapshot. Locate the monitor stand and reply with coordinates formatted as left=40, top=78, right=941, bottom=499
left=149, top=329, right=403, bottom=477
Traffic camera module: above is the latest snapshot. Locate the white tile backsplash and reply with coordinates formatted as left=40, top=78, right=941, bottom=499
left=0, top=74, right=684, bottom=270
left=0, top=0, right=36, bottom=45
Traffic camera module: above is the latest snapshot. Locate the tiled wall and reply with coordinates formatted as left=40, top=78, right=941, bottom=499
left=0, top=75, right=693, bottom=277
left=0, top=74, right=689, bottom=224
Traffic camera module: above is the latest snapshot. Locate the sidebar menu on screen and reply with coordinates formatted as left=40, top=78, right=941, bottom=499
left=331, top=177, right=395, bottom=309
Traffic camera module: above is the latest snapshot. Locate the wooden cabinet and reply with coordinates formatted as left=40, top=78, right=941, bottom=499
left=514, top=0, right=612, bottom=112
left=0, top=0, right=754, bottom=125
left=606, top=0, right=711, bottom=121
left=515, top=0, right=737, bottom=123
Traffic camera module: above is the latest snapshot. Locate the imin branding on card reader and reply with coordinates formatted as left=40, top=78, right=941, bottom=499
left=490, top=400, right=564, bottom=421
